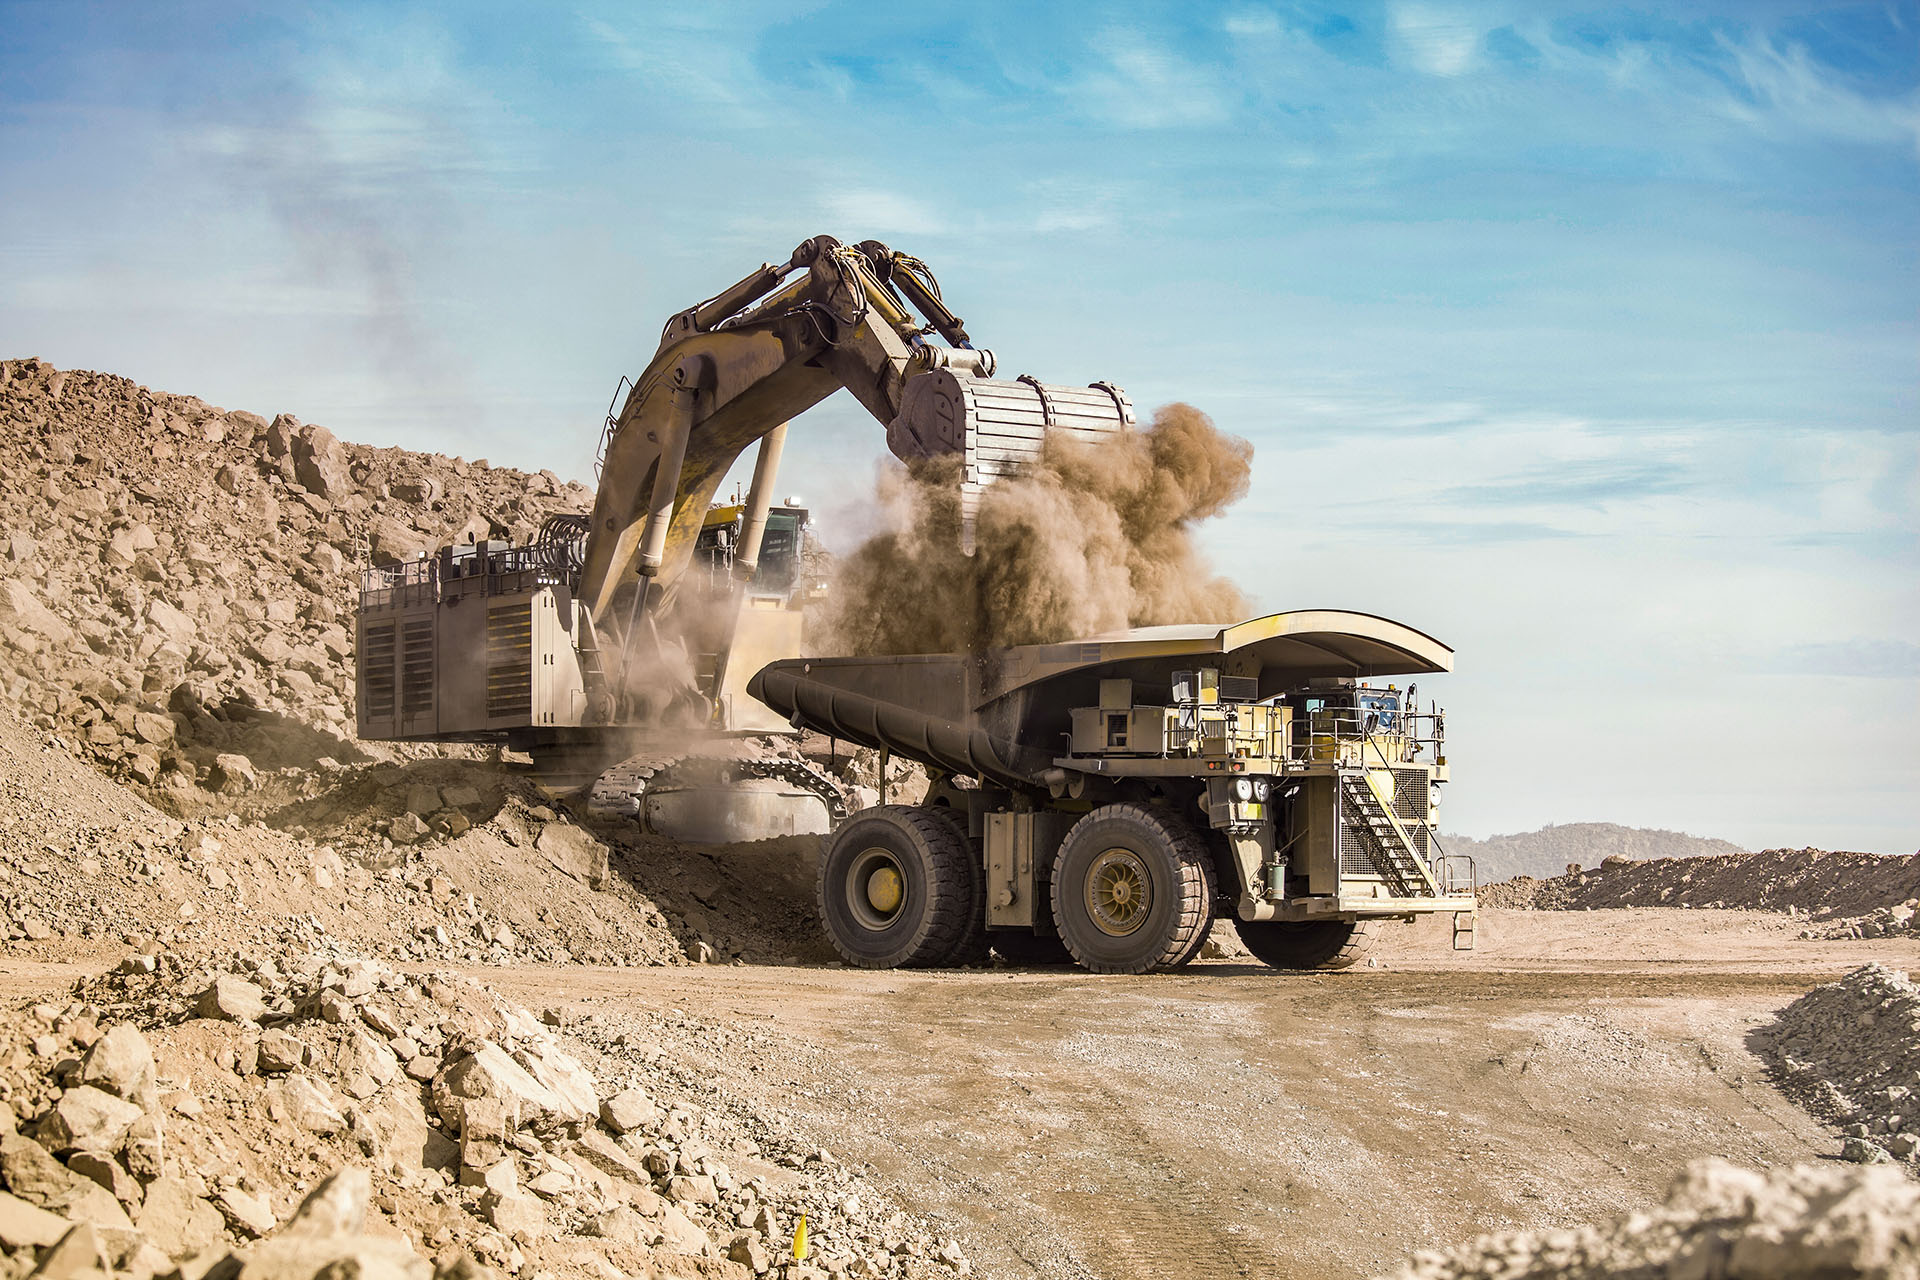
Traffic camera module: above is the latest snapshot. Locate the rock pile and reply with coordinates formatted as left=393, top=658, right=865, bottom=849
left=0, top=941, right=973, bottom=1278
left=1754, top=964, right=1920, bottom=1167
left=0, top=360, right=865, bottom=972
left=1801, top=900, right=1920, bottom=942
left=0, top=357, right=591, bottom=815
left=1481, top=848, right=1920, bottom=921
left=0, top=708, right=709, bottom=968
left=1382, top=1157, right=1920, bottom=1279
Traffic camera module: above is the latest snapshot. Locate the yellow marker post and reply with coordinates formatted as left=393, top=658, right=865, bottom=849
left=793, top=1214, right=809, bottom=1260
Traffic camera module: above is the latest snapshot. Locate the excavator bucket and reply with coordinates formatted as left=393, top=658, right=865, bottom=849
left=886, top=370, right=1135, bottom=553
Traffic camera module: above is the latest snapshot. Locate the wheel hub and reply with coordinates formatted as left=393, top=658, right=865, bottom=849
left=1086, top=848, right=1153, bottom=936
left=866, top=865, right=903, bottom=914
left=846, top=847, right=907, bottom=931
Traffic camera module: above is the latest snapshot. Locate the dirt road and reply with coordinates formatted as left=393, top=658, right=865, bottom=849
left=475, top=910, right=1915, bottom=1280
left=10, top=909, right=1910, bottom=1279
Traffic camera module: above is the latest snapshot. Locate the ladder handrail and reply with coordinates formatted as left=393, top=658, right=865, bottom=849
left=1355, top=731, right=1472, bottom=894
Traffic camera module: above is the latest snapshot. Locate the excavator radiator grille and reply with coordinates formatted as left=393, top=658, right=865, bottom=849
left=361, top=622, right=396, bottom=721
left=486, top=603, right=533, bottom=720
left=400, top=620, right=435, bottom=717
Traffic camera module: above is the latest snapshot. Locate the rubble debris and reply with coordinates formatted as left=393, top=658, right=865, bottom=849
left=0, top=938, right=975, bottom=1278
left=1382, top=1157, right=1920, bottom=1279
left=1754, top=964, right=1920, bottom=1167
left=1482, top=847, right=1920, bottom=921
left=1801, top=899, right=1920, bottom=942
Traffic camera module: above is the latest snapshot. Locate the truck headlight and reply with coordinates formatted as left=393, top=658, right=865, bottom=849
left=1233, top=777, right=1253, bottom=801
left=1252, top=777, right=1270, bottom=802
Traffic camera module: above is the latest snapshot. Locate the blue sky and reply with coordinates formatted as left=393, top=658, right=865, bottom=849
left=2, top=1, right=1915, bottom=850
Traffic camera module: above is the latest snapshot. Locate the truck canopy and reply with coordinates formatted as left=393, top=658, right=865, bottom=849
left=749, top=610, right=1453, bottom=788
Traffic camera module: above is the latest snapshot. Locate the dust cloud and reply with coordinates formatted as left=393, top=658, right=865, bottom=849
left=823, top=403, right=1253, bottom=654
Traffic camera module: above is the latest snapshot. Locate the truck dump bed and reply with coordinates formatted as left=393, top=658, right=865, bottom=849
left=748, top=609, right=1453, bottom=784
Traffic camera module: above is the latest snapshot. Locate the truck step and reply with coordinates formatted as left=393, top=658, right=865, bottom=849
left=1452, top=909, right=1477, bottom=951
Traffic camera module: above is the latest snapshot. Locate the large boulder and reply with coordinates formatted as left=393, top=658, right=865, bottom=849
left=80, top=1023, right=157, bottom=1110
left=600, top=1086, right=662, bottom=1135
left=134, top=1177, right=225, bottom=1257
left=0, top=1189, right=67, bottom=1250
left=195, top=974, right=266, bottom=1022
left=0, top=1132, right=86, bottom=1205
left=32, top=1085, right=144, bottom=1154
left=145, top=598, right=196, bottom=645
left=365, top=515, right=430, bottom=566
left=0, top=579, right=73, bottom=646
left=431, top=1040, right=598, bottom=1131
left=534, top=823, right=610, bottom=891
left=292, top=424, right=348, bottom=499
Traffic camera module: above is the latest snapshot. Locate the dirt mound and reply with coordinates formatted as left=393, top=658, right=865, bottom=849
left=0, top=356, right=590, bottom=817
left=1801, top=900, right=1920, bottom=942
left=0, top=358, right=862, bottom=973
left=1447, top=822, right=1749, bottom=884
left=1383, top=1158, right=1920, bottom=1279
left=1753, top=964, right=1920, bottom=1167
left=0, top=940, right=973, bottom=1278
left=1481, top=848, right=1920, bottom=920
left=0, top=702, right=846, bottom=971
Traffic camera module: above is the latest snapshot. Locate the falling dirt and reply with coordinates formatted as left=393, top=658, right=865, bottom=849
left=822, top=403, right=1253, bottom=654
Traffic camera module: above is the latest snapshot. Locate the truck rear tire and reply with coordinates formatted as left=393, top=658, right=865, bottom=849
left=924, top=806, right=990, bottom=968
left=817, top=806, right=978, bottom=969
left=1049, top=804, right=1215, bottom=975
left=1233, top=918, right=1376, bottom=970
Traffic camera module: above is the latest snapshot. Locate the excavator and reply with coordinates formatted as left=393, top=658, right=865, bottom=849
left=353, top=234, right=1134, bottom=840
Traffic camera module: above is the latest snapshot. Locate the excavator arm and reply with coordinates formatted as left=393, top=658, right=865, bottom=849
left=577, top=235, right=1135, bottom=634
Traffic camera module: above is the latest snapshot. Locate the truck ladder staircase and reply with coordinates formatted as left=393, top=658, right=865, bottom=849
left=1337, top=772, right=1441, bottom=900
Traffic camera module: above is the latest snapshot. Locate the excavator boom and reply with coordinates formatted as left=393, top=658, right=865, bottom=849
left=578, top=235, right=1133, bottom=627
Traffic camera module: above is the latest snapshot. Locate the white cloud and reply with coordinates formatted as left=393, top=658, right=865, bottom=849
left=1719, top=31, right=1920, bottom=158
left=1058, top=29, right=1232, bottom=129
left=1222, top=8, right=1281, bottom=38
left=818, top=189, right=947, bottom=238
left=1389, top=4, right=1485, bottom=78
left=577, top=11, right=770, bottom=120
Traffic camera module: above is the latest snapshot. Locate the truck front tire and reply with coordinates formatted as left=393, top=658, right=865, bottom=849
left=1049, top=804, right=1215, bottom=975
left=1233, top=918, right=1376, bottom=970
left=817, top=806, right=979, bottom=969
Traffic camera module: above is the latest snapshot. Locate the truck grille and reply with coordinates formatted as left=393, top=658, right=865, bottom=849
left=1393, top=768, right=1430, bottom=857
left=1338, top=769, right=1434, bottom=874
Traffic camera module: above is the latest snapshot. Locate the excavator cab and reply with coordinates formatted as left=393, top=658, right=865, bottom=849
left=693, top=502, right=814, bottom=608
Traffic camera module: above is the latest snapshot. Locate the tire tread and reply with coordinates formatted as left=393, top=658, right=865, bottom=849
left=816, top=806, right=977, bottom=969
left=1050, top=803, right=1214, bottom=975
left=1233, top=918, right=1376, bottom=971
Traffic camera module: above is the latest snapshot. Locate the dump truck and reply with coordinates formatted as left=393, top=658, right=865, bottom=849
left=354, top=234, right=1133, bottom=837
left=750, top=611, right=1477, bottom=973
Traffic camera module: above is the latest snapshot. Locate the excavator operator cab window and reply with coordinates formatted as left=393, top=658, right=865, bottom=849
left=755, top=512, right=804, bottom=595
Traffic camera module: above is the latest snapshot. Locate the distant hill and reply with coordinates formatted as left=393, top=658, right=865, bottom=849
left=1441, top=823, right=1750, bottom=884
